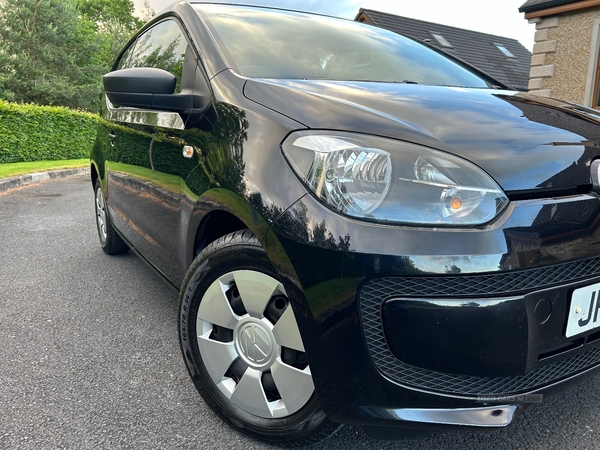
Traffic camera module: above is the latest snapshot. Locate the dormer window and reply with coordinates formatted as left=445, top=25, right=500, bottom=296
left=495, top=43, right=517, bottom=59
left=430, top=32, right=453, bottom=49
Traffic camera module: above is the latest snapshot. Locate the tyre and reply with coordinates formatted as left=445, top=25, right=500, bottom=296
left=179, top=230, right=340, bottom=447
left=94, top=179, right=129, bottom=255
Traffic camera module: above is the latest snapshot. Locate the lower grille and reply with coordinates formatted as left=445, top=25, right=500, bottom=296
left=360, top=257, right=600, bottom=396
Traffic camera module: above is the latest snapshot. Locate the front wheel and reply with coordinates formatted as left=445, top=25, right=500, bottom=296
left=179, top=230, right=339, bottom=446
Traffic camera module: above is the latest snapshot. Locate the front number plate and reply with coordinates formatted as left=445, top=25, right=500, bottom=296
left=566, top=283, right=600, bottom=338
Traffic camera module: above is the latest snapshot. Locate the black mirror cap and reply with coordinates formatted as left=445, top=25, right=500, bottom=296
left=103, top=67, right=210, bottom=116
left=103, top=68, right=176, bottom=95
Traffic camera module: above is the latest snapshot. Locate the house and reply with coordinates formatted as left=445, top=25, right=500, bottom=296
left=355, top=9, right=532, bottom=91
left=519, top=0, right=600, bottom=106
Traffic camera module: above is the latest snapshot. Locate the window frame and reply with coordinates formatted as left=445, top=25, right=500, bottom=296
left=584, top=18, right=600, bottom=109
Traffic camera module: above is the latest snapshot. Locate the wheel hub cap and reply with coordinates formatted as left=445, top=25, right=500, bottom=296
left=234, top=318, right=277, bottom=369
left=195, top=269, right=315, bottom=419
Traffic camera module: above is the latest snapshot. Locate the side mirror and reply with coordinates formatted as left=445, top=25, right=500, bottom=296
left=103, top=67, right=196, bottom=113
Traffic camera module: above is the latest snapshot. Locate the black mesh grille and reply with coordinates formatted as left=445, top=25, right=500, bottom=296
left=360, top=257, right=600, bottom=396
left=365, top=256, right=600, bottom=298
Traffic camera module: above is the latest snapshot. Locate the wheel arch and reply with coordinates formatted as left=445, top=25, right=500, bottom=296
left=184, top=188, right=310, bottom=311
left=90, top=160, right=107, bottom=191
left=90, top=162, right=99, bottom=188
left=192, top=209, right=247, bottom=258
left=185, top=188, right=273, bottom=268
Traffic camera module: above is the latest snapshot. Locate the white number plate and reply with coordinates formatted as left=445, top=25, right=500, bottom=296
left=566, top=283, right=600, bottom=338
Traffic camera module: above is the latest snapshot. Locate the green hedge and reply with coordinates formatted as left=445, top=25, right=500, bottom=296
left=0, top=100, right=99, bottom=164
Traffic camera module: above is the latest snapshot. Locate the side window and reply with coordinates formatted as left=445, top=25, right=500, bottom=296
left=116, top=44, right=135, bottom=71
left=121, top=20, right=188, bottom=93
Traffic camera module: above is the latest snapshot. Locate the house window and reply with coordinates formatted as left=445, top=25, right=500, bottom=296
left=495, top=43, right=517, bottom=59
left=430, top=32, right=453, bottom=49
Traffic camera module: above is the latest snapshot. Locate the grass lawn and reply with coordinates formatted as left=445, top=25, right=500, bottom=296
left=0, top=159, right=89, bottom=179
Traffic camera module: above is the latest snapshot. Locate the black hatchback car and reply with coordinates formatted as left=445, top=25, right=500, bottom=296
left=91, top=2, right=600, bottom=446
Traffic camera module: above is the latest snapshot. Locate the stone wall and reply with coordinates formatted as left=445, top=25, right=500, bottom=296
left=529, top=8, right=600, bottom=104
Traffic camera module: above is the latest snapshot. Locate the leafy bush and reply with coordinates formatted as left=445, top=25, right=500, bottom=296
left=0, top=100, right=98, bottom=163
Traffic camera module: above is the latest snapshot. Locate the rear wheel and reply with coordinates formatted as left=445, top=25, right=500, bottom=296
left=94, top=179, right=128, bottom=255
left=179, top=230, right=339, bottom=446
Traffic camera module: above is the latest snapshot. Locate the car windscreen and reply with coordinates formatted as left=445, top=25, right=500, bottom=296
left=194, top=4, right=492, bottom=88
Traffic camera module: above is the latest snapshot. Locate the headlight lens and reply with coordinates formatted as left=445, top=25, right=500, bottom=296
left=282, top=131, right=508, bottom=226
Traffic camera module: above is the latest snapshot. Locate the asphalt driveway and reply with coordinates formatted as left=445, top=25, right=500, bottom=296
left=0, top=175, right=599, bottom=449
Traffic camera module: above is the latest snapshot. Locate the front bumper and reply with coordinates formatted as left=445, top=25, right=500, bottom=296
left=363, top=268, right=600, bottom=396
left=264, top=191, right=600, bottom=431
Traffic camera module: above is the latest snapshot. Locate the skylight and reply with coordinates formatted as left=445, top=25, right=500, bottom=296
left=430, top=32, right=453, bottom=49
left=495, top=43, right=517, bottom=59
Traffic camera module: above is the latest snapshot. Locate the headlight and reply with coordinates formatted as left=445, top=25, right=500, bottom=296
left=282, top=131, right=508, bottom=226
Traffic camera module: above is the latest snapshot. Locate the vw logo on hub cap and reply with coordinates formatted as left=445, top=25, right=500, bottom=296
left=234, top=319, right=276, bottom=369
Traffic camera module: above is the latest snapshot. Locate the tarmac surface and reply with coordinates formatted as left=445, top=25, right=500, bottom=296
left=1, top=174, right=600, bottom=449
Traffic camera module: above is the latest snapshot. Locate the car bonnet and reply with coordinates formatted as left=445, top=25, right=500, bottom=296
left=243, top=78, right=600, bottom=196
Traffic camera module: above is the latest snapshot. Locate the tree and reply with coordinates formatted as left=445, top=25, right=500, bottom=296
left=77, top=0, right=143, bottom=75
left=0, top=0, right=149, bottom=110
left=76, top=0, right=143, bottom=30
left=0, top=0, right=104, bottom=110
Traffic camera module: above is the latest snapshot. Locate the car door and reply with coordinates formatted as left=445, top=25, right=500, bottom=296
left=103, top=19, right=190, bottom=285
